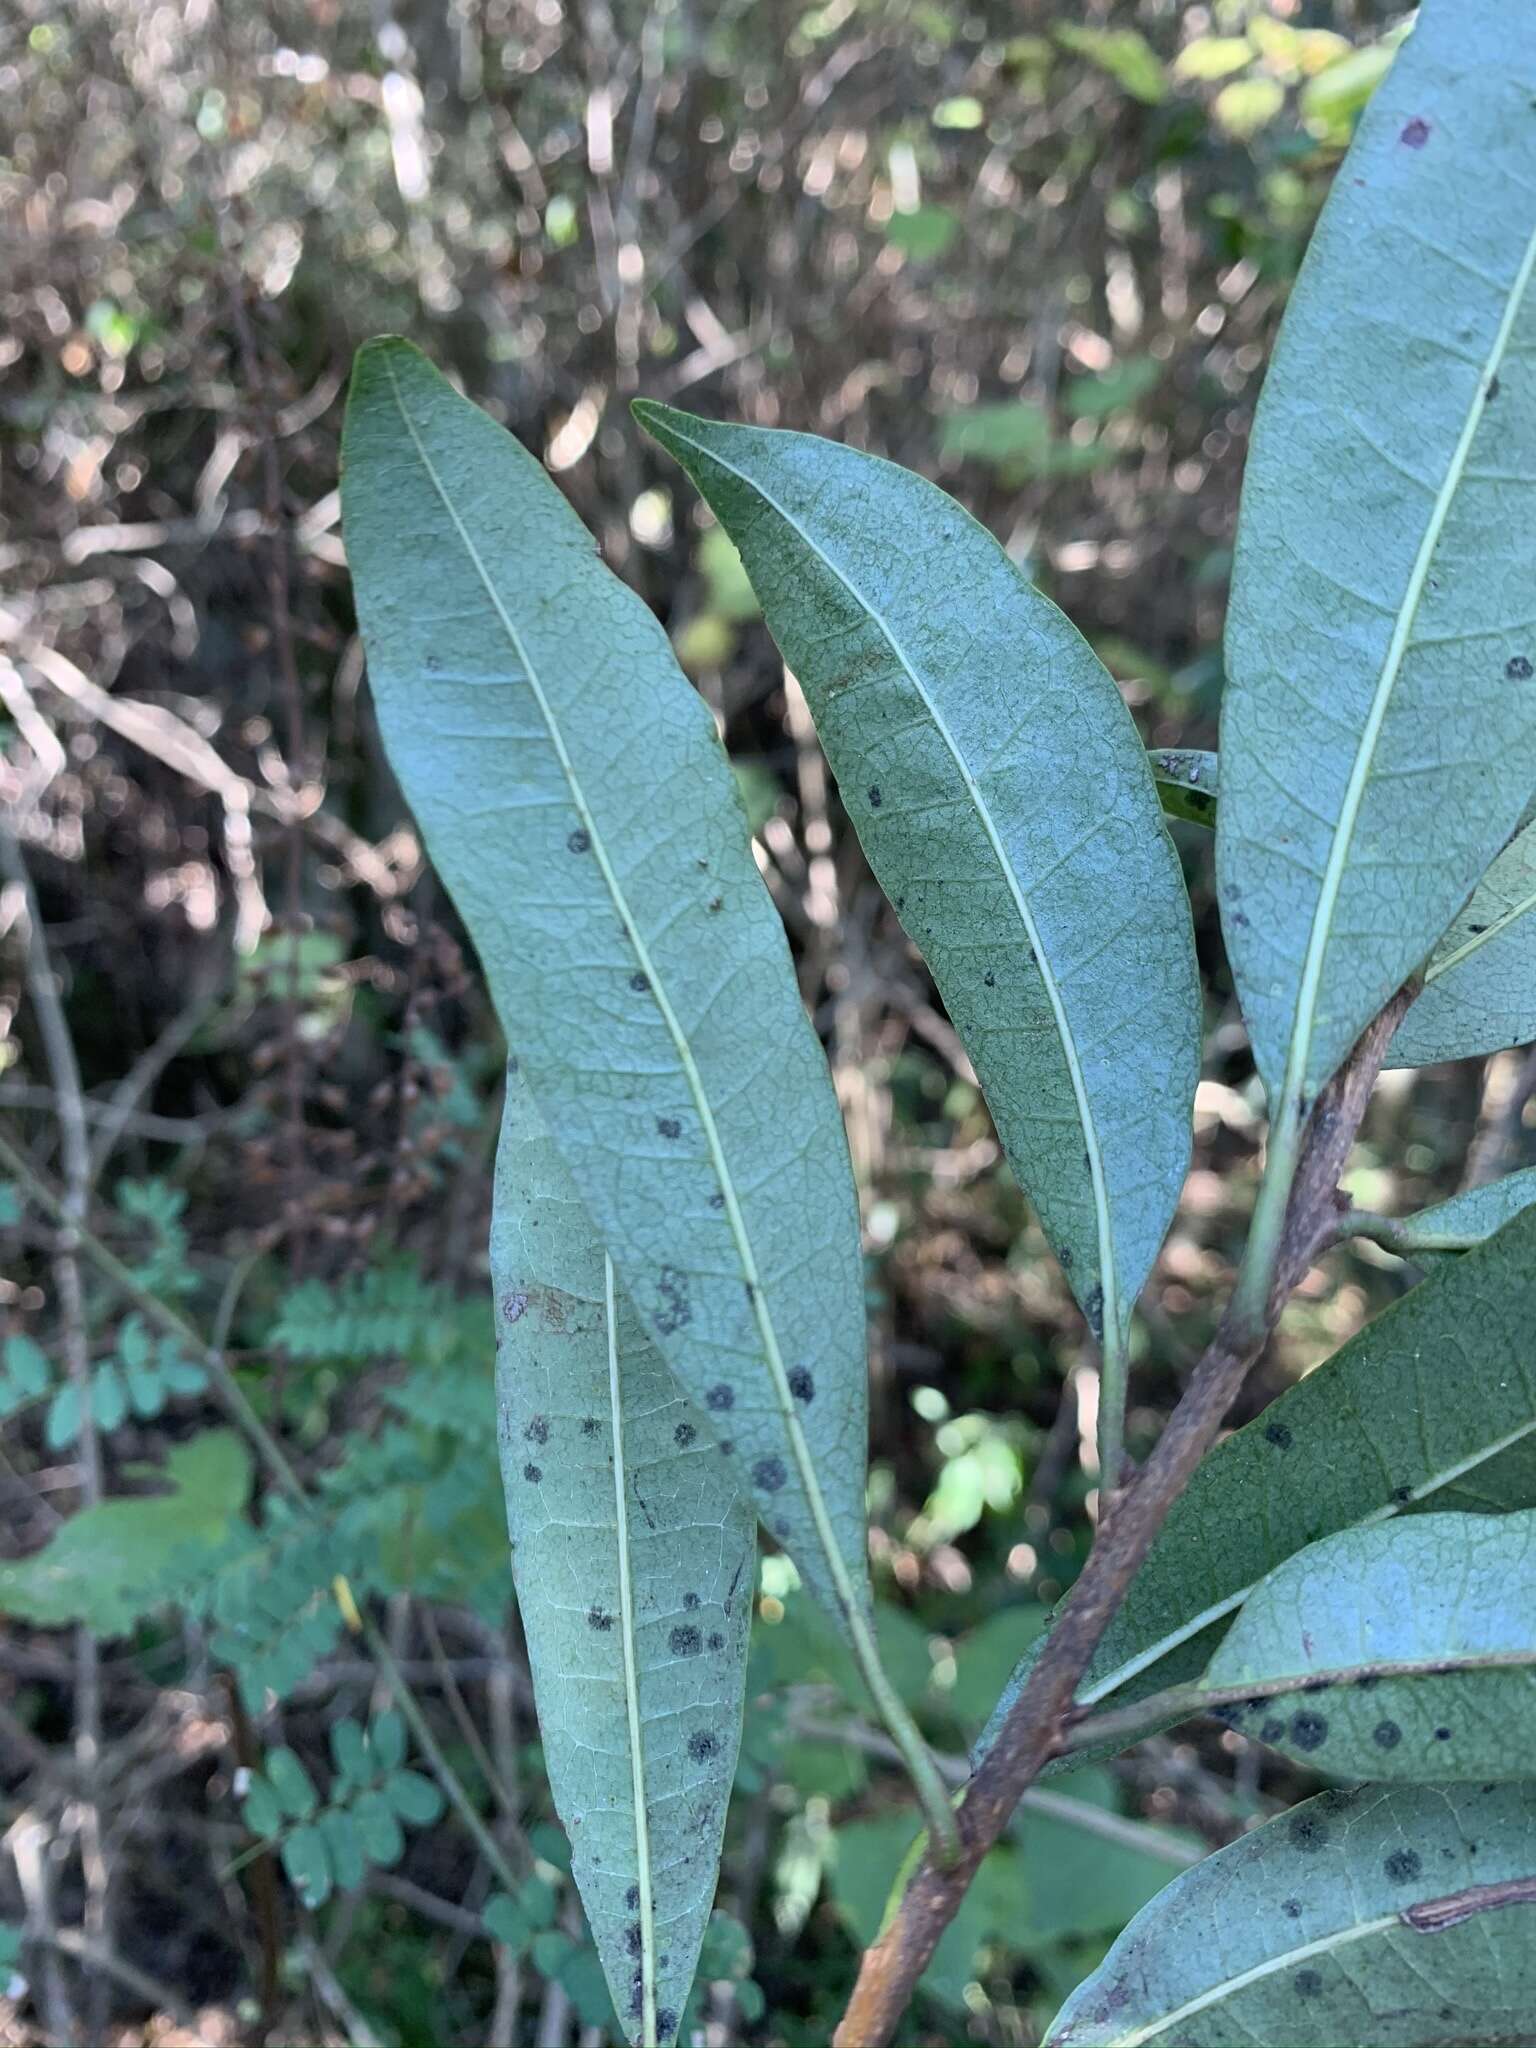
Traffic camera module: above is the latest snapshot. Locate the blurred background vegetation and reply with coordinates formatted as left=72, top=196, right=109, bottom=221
left=1, top=1, right=1524, bottom=2042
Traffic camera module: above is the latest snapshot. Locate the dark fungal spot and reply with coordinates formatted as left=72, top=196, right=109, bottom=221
left=1373, top=1720, right=1402, bottom=1750
left=1265, top=1421, right=1294, bottom=1451
left=629, top=1981, right=643, bottom=2018
left=1261, top=1719, right=1286, bottom=1744
left=1392, top=1485, right=1414, bottom=1503
left=523, top=1462, right=542, bottom=1483
left=567, top=828, right=591, bottom=854
left=655, top=1265, right=691, bottom=1336
left=1289, top=1813, right=1329, bottom=1854
left=688, top=1730, right=719, bottom=1762
left=683, top=1592, right=700, bottom=1611
left=669, top=1624, right=702, bottom=1657
left=983, top=971, right=996, bottom=988
left=708, top=1631, right=724, bottom=1650
left=525, top=1415, right=549, bottom=1445
left=1385, top=1849, right=1422, bottom=1884
left=1488, top=375, right=1502, bottom=401
left=581, top=1415, right=601, bottom=1436
left=743, top=1280, right=755, bottom=1304
left=674, top=1421, right=697, bottom=1448
left=705, top=1382, right=735, bottom=1412
left=1507, top=655, right=1534, bottom=681
left=753, top=1456, right=788, bottom=1493
left=1281, top=1897, right=1303, bottom=1920
left=1085, top=1283, right=1104, bottom=1340
left=656, top=2012, right=677, bottom=2041
left=1294, top=1969, right=1324, bottom=2000
left=1435, top=1725, right=1453, bottom=1741
left=708, top=1191, right=725, bottom=1210
left=1400, top=115, right=1430, bottom=146
left=1058, top=1245, right=1073, bottom=1270
left=657, top=1116, right=682, bottom=1140
left=719, top=1439, right=734, bottom=1456
left=625, top=1885, right=640, bottom=1912
left=589, top=1606, right=614, bottom=1633
left=630, top=972, right=650, bottom=993
left=501, top=1290, right=529, bottom=1324
left=1355, top=1674, right=1381, bottom=1691
left=625, top=1923, right=643, bottom=1957
left=708, top=895, right=723, bottom=912
left=1290, top=1711, right=1329, bottom=1752
left=788, top=1366, right=815, bottom=1403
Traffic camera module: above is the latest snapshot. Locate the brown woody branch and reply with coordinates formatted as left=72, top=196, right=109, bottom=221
left=832, top=981, right=1417, bottom=2048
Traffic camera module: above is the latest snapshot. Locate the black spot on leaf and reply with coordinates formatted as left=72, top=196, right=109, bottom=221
left=719, top=1439, right=734, bottom=1456
left=1288, top=1814, right=1329, bottom=1854
left=674, top=1422, right=696, bottom=1447
left=752, top=1456, right=788, bottom=1493
left=788, top=1366, right=815, bottom=1403
left=669, top=1625, right=702, bottom=1657
left=1384, top=1849, right=1422, bottom=1884
left=625, top=1884, right=640, bottom=1911
left=525, top=1415, right=549, bottom=1445
left=1400, top=116, right=1430, bottom=146
left=1058, top=1245, right=1074, bottom=1270
left=708, top=1631, right=724, bottom=1650
left=501, top=1291, right=529, bottom=1324
left=567, top=828, right=591, bottom=854
left=1265, top=1421, right=1294, bottom=1451
left=1373, top=1720, right=1402, bottom=1750
left=522, top=1462, right=542, bottom=1483
left=683, top=1592, right=700, bottom=1611
left=1290, top=1711, right=1328, bottom=1752
left=688, top=1731, right=719, bottom=1762
left=1507, top=655, right=1533, bottom=681
left=868, top=785, right=882, bottom=808
left=1435, top=1725, right=1453, bottom=1741
left=1281, top=1897, right=1303, bottom=1919
left=657, top=1116, right=681, bottom=1140
left=581, top=1416, right=601, bottom=1436
left=708, top=895, right=723, bottom=913
left=655, top=1266, right=692, bottom=1336
left=630, top=972, right=650, bottom=993
left=656, top=2011, right=677, bottom=2041
left=705, top=1383, right=735, bottom=1411
left=983, top=971, right=996, bottom=988
left=1260, top=1719, right=1286, bottom=1744
left=588, top=1606, right=614, bottom=1632
left=1488, top=374, right=1502, bottom=401
left=625, top=1923, right=643, bottom=1956
left=1294, top=1969, right=1323, bottom=2000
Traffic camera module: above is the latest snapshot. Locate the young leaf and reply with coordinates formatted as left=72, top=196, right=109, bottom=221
left=1390, top=817, right=1536, bottom=1067
left=280, top=1824, right=332, bottom=1910
left=342, top=339, right=870, bottom=1642
left=1045, top=1783, right=1536, bottom=2045
left=492, top=1064, right=755, bottom=2048
left=977, top=1208, right=1536, bottom=1762
left=1219, top=0, right=1536, bottom=1117
left=1202, top=1512, right=1536, bottom=1779
left=635, top=403, right=1201, bottom=1448
left=1385, top=1167, right=1536, bottom=1259
left=1149, top=748, right=1218, bottom=830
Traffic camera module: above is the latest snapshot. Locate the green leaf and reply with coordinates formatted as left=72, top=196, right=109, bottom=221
left=2, top=1334, right=49, bottom=1403
left=43, top=1382, right=80, bottom=1450
left=351, top=1787, right=404, bottom=1868
left=329, top=1718, right=371, bottom=1790
left=382, top=1769, right=443, bottom=1826
left=635, top=403, right=1200, bottom=1378
left=368, top=1710, right=405, bottom=1773
left=92, top=1361, right=127, bottom=1434
left=885, top=205, right=960, bottom=263
left=318, top=1807, right=367, bottom=1894
left=265, top=1746, right=319, bottom=1822
left=1055, top=26, right=1167, bottom=105
left=1391, top=817, right=1536, bottom=1066
left=1149, top=749, right=1218, bottom=830
left=342, top=339, right=873, bottom=1648
left=1387, top=1167, right=1536, bottom=1258
left=979, top=1208, right=1536, bottom=1760
left=482, top=1894, right=531, bottom=1953
left=1201, top=1512, right=1536, bottom=1778
left=1219, top=0, right=1536, bottom=1116
left=492, top=1064, right=755, bottom=2048
left=1212, top=74, right=1284, bottom=139
left=123, top=1353, right=166, bottom=1419
left=0, top=1432, right=253, bottom=1636
left=1044, top=1784, right=1536, bottom=2045
left=280, top=1822, right=332, bottom=1909
left=1172, top=35, right=1252, bottom=84
left=241, top=1772, right=284, bottom=1840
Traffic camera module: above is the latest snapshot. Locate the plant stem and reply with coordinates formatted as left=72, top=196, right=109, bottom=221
left=849, top=1618, right=961, bottom=1867
left=1332, top=1211, right=1484, bottom=1258
left=1097, top=1323, right=1127, bottom=1499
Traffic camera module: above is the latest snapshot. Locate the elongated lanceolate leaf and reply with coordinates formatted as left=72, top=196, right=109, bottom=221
left=1391, top=817, right=1536, bottom=1066
left=1149, top=748, right=1218, bottom=830
left=1219, top=0, right=1536, bottom=1108
left=636, top=403, right=1200, bottom=1365
left=1203, top=1513, right=1536, bottom=1779
left=342, top=341, right=871, bottom=1639
left=1389, top=1167, right=1536, bottom=1259
left=492, top=1066, right=754, bottom=2048
left=1045, top=1783, right=1536, bottom=2046
left=977, top=1207, right=1536, bottom=1765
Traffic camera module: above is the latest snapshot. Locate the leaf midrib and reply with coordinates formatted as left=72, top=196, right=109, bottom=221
left=1078, top=1408, right=1536, bottom=1707
left=649, top=413, right=1120, bottom=1347
left=1276, top=220, right=1536, bottom=1106
left=605, top=1254, right=656, bottom=2048
left=1426, top=859, right=1536, bottom=983
left=379, top=351, right=866, bottom=1642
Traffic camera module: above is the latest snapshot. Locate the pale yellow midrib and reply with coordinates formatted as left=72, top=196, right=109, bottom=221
left=605, top=1254, right=656, bottom=2048
left=651, top=418, right=1121, bottom=1356
left=380, top=354, right=869, bottom=1648
left=1427, top=872, right=1536, bottom=983
left=1275, top=219, right=1536, bottom=1114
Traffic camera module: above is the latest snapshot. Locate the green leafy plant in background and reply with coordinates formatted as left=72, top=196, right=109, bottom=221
left=240, top=1, right=1536, bottom=2039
